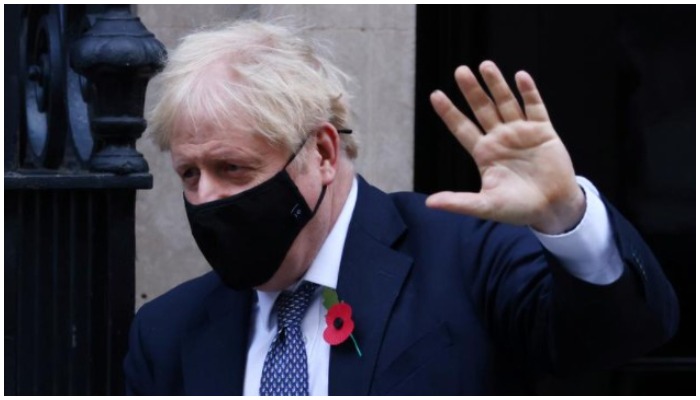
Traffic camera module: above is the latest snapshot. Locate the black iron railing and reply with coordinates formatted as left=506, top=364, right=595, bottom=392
left=5, top=5, right=165, bottom=395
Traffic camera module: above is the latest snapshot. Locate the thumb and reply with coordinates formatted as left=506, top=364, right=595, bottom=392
left=426, top=191, right=490, bottom=218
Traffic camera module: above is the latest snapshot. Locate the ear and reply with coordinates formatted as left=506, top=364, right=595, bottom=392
left=314, top=122, right=340, bottom=185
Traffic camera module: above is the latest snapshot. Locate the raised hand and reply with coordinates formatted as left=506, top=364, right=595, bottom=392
left=426, top=61, right=585, bottom=234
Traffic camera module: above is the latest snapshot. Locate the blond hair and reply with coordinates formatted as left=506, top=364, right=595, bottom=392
left=146, top=20, right=358, bottom=159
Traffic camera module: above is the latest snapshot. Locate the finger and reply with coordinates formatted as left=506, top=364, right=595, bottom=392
left=430, top=90, right=482, bottom=153
left=455, top=65, right=502, bottom=132
left=515, top=70, right=550, bottom=122
left=479, top=60, right=525, bottom=122
left=426, top=191, right=491, bottom=219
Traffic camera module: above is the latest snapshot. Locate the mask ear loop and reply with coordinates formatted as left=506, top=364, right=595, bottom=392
left=285, top=127, right=351, bottom=215
left=284, top=128, right=352, bottom=167
left=282, top=135, right=326, bottom=216
left=310, top=185, right=327, bottom=216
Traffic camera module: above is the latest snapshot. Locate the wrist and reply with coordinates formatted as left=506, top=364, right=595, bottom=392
left=531, top=185, right=586, bottom=234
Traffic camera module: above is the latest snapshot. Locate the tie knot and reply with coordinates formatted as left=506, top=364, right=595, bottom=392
left=274, top=281, right=318, bottom=329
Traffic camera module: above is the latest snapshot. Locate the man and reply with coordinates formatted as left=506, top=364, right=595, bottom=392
left=124, top=20, right=678, bottom=395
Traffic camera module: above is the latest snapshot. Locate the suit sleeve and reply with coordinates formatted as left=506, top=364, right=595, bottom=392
left=469, top=198, right=679, bottom=376
left=531, top=176, right=624, bottom=285
left=123, top=308, right=155, bottom=395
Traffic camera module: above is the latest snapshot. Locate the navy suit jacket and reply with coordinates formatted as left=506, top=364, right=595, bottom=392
left=124, top=176, right=678, bottom=395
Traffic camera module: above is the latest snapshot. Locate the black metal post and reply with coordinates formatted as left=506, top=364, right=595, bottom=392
left=5, top=5, right=165, bottom=395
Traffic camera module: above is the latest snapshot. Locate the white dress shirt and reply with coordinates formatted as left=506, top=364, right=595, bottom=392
left=532, top=176, right=623, bottom=284
left=243, top=179, right=358, bottom=395
left=243, top=176, right=623, bottom=395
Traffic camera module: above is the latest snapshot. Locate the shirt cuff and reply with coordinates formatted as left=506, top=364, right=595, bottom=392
left=530, top=176, right=624, bottom=285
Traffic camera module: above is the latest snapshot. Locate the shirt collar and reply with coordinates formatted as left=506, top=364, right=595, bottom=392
left=302, top=177, right=358, bottom=290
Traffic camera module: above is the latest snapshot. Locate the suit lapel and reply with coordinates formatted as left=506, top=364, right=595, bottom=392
left=181, top=285, right=253, bottom=395
left=329, top=177, right=413, bottom=395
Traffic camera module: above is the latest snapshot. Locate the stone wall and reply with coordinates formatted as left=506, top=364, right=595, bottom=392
left=134, top=5, right=416, bottom=308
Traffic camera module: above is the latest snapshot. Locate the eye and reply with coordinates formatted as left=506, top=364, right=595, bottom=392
left=180, top=167, right=199, bottom=181
left=223, top=164, right=240, bottom=173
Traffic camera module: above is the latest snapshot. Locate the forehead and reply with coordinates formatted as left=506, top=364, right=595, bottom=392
left=168, top=109, right=291, bottom=172
left=171, top=113, right=268, bottom=153
left=171, top=109, right=244, bottom=145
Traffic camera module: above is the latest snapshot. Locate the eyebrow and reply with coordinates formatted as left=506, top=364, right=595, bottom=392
left=172, top=144, right=268, bottom=169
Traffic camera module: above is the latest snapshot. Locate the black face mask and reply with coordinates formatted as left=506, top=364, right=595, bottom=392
left=184, top=152, right=326, bottom=290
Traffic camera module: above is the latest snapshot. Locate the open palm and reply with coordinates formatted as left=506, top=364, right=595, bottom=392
left=427, top=61, right=585, bottom=234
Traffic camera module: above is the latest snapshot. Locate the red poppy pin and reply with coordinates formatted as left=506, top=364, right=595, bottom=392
left=322, top=288, right=362, bottom=357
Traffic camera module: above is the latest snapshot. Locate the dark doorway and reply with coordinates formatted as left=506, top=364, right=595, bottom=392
left=415, top=5, right=694, bottom=395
